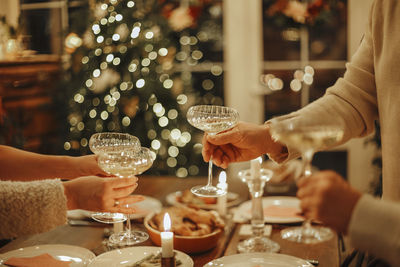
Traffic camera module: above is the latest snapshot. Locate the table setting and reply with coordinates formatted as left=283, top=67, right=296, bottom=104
left=0, top=105, right=341, bottom=267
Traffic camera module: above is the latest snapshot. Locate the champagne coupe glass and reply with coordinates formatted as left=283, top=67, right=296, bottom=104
left=187, top=105, right=239, bottom=197
left=98, top=147, right=154, bottom=246
left=237, top=165, right=280, bottom=253
left=269, top=116, right=344, bottom=244
left=89, top=132, right=141, bottom=224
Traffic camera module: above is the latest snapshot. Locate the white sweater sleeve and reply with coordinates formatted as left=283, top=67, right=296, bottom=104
left=348, top=194, right=400, bottom=266
left=0, top=179, right=68, bottom=239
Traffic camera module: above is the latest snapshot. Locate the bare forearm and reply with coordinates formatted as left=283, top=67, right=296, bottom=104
left=0, top=145, right=81, bottom=181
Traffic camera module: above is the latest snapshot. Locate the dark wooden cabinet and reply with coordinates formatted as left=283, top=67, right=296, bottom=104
left=0, top=55, right=61, bottom=153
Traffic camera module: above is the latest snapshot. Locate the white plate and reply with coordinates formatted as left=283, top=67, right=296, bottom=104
left=0, top=244, right=95, bottom=267
left=235, top=196, right=304, bottom=224
left=67, top=196, right=162, bottom=220
left=127, top=196, right=162, bottom=219
left=204, top=252, right=312, bottom=267
left=166, top=191, right=242, bottom=210
left=88, top=246, right=194, bottom=267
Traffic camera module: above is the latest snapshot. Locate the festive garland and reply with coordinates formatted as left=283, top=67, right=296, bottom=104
left=264, top=0, right=346, bottom=28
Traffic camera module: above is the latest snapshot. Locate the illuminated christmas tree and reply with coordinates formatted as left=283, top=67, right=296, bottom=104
left=59, top=0, right=223, bottom=176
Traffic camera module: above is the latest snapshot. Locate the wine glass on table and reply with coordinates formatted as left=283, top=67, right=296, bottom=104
left=89, top=132, right=141, bottom=224
left=187, top=105, right=240, bottom=197
left=269, top=116, right=344, bottom=244
left=237, top=158, right=280, bottom=253
left=98, top=147, right=154, bottom=246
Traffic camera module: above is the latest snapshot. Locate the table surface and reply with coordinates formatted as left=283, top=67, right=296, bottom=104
left=0, top=176, right=340, bottom=267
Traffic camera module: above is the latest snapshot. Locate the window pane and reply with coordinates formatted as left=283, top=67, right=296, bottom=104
left=309, top=68, right=346, bottom=102
left=309, top=5, right=347, bottom=60
left=19, top=8, right=63, bottom=54
left=263, top=25, right=301, bottom=61
left=263, top=70, right=301, bottom=120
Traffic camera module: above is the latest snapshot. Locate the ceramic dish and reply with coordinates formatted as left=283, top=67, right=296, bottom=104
left=88, top=246, right=193, bottom=267
left=204, top=252, right=313, bottom=267
left=0, top=244, right=95, bottom=267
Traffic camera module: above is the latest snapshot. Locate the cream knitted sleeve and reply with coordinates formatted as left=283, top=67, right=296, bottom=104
left=0, top=179, right=68, bottom=239
left=266, top=1, right=378, bottom=163
left=348, top=195, right=400, bottom=266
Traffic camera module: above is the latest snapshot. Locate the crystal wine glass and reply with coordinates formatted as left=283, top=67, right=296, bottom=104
left=98, top=147, right=154, bottom=246
left=269, top=116, right=344, bottom=244
left=237, top=164, right=280, bottom=253
left=187, top=105, right=240, bottom=197
left=89, top=132, right=141, bottom=224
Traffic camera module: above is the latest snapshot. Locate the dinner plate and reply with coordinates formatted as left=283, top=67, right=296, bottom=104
left=235, top=196, right=304, bottom=224
left=67, top=196, right=162, bottom=220
left=204, top=252, right=313, bottom=267
left=88, top=246, right=194, bottom=267
left=127, top=196, right=163, bottom=219
left=166, top=191, right=242, bottom=210
left=0, top=244, right=95, bottom=267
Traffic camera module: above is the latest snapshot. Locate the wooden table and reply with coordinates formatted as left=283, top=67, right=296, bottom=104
left=0, top=176, right=340, bottom=266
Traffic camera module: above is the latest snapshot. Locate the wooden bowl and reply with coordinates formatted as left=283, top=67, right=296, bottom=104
left=144, top=212, right=223, bottom=254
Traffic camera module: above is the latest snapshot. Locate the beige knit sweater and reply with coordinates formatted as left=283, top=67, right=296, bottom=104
left=273, top=0, right=400, bottom=264
left=0, top=179, right=68, bottom=239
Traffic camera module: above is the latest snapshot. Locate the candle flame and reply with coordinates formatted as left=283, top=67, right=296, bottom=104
left=218, top=171, right=227, bottom=184
left=163, top=212, right=171, bottom=232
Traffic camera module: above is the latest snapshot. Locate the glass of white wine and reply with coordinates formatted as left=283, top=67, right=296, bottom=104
left=269, top=116, right=344, bottom=244
left=98, top=147, right=154, bottom=246
left=89, top=132, right=141, bottom=224
left=187, top=105, right=240, bottom=197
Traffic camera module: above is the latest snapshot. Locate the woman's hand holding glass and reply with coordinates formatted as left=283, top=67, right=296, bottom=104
left=63, top=176, right=144, bottom=212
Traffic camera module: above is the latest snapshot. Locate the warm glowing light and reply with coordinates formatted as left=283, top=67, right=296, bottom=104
left=290, top=79, right=302, bottom=92
left=158, top=48, right=168, bottom=56
left=151, top=140, right=161, bottom=150
left=136, top=79, right=145, bottom=88
left=163, top=79, right=173, bottom=89
left=163, top=213, right=171, bottom=231
left=131, top=26, right=140, bottom=39
left=218, top=171, right=227, bottom=184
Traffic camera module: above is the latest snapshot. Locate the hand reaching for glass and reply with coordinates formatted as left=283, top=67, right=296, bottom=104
left=202, top=121, right=286, bottom=169
left=63, top=176, right=144, bottom=213
left=66, top=155, right=111, bottom=179
left=296, top=170, right=362, bottom=234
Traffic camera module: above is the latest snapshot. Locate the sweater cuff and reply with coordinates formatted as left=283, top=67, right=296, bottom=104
left=348, top=194, right=400, bottom=265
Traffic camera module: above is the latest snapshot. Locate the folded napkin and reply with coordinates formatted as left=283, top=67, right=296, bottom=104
left=4, top=253, right=70, bottom=267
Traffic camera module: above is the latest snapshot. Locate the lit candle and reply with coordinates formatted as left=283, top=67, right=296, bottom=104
left=250, top=157, right=262, bottom=179
left=161, top=212, right=174, bottom=258
left=217, top=171, right=228, bottom=217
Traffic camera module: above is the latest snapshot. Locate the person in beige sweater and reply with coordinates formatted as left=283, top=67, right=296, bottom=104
left=0, top=145, right=143, bottom=239
left=202, top=0, right=400, bottom=265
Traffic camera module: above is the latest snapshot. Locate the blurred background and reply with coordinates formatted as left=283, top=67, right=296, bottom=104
left=0, top=0, right=380, bottom=194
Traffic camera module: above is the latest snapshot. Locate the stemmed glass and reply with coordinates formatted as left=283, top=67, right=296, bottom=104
left=89, top=132, right=141, bottom=223
left=98, top=147, right=154, bottom=246
left=237, top=161, right=280, bottom=253
left=187, top=105, right=240, bottom=197
left=269, top=116, right=344, bottom=244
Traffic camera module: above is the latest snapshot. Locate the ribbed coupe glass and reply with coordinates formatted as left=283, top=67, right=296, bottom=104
left=187, top=105, right=239, bottom=197
left=89, top=132, right=141, bottom=223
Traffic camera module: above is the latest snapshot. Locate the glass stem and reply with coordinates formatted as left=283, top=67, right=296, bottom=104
left=249, top=175, right=265, bottom=237
left=301, top=149, right=314, bottom=231
left=206, top=157, right=213, bottom=187
left=302, top=149, right=314, bottom=178
left=251, top=193, right=265, bottom=237
left=125, top=213, right=131, bottom=238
